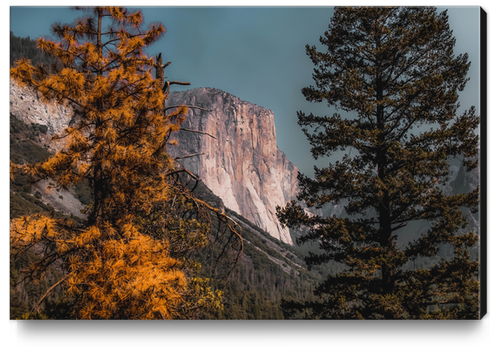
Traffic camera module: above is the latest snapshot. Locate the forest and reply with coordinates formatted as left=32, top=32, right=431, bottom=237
left=10, top=30, right=322, bottom=320
left=9, top=89, right=322, bottom=319
left=10, top=31, right=58, bottom=69
left=9, top=6, right=482, bottom=320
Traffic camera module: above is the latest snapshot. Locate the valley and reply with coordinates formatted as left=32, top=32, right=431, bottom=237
left=9, top=30, right=482, bottom=320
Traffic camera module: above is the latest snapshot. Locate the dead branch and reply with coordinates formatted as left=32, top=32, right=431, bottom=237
left=164, top=105, right=211, bottom=113
left=169, top=81, right=191, bottom=86
left=165, top=168, right=199, bottom=181
left=31, top=273, right=71, bottom=313
left=166, top=168, right=242, bottom=247
left=180, top=128, right=217, bottom=139
left=174, top=153, right=205, bottom=160
left=185, top=192, right=241, bottom=239
left=163, top=80, right=191, bottom=93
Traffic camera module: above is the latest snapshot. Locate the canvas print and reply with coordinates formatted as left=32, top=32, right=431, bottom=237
left=9, top=6, right=485, bottom=320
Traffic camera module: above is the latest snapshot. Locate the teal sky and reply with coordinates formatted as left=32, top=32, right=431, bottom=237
left=9, top=6, right=482, bottom=177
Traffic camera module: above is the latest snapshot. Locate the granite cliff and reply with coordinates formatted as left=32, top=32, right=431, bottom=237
left=10, top=81, right=301, bottom=244
left=11, top=79, right=479, bottom=248
left=167, top=88, right=300, bottom=245
left=10, top=79, right=72, bottom=152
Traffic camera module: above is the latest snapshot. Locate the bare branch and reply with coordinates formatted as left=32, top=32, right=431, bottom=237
left=174, top=153, right=205, bottom=160
left=31, top=273, right=71, bottom=313
left=168, top=81, right=191, bottom=86
left=163, top=80, right=191, bottom=93
left=180, top=128, right=217, bottom=139
left=183, top=191, right=243, bottom=251
left=165, top=168, right=199, bottom=181
left=164, top=105, right=211, bottom=113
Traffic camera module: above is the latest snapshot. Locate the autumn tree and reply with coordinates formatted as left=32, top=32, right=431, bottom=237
left=277, top=7, right=480, bottom=319
left=10, top=6, right=241, bottom=319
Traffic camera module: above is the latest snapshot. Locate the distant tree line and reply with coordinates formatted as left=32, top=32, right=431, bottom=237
left=10, top=26, right=320, bottom=320
left=202, top=209, right=321, bottom=319
left=10, top=31, right=58, bottom=69
left=10, top=7, right=242, bottom=320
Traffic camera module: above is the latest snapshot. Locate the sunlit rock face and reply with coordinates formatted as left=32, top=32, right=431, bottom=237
left=167, top=88, right=300, bottom=245
left=9, top=80, right=299, bottom=244
left=10, top=79, right=72, bottom=151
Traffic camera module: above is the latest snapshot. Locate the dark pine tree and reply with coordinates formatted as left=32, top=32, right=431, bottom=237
left=277, top=7, right=480, bottom=319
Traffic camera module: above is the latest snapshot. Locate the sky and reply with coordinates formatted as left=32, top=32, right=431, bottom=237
left=8, top=5, right=482, bottom=177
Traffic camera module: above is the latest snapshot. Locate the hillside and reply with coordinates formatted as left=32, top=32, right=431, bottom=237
left=167, top=88, right=303, bottom=245
left=9, top=32, right=321, bottom=318
left=10, top=31, right=481, bottom=320
left=10, top=105, right=323, bottom=319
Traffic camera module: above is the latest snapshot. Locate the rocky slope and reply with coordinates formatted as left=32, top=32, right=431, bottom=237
left=10, top=80, right=227, bottom=221
left=10, top=80, right=87, bottom=218
left=167, top=88, right=300, bottom=245
left=10, top=72, right=318, bottom=319
left=10, top=79, right=72, bottom=152
left=10, top=81, right=301, bottom=244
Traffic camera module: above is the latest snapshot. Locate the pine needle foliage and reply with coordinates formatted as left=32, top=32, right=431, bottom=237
left=10, top=6, right=239, bottom=319
left=277, top=6, right=480, bottom=319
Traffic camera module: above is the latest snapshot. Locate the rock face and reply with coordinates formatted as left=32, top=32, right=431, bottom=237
left=9, top=81, right=299, bottom=244
left=167, top=88, right=299, bottom=245
left=10, top=79, right=72, bottom=151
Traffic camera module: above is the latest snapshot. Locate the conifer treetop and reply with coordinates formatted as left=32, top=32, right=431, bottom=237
left=277, top=6, right=480, bottom=319
left=10, top=6, right=241, bottom=320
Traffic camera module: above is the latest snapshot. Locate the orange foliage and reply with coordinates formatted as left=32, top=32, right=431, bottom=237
left=10, top=6, right=230, bottom=319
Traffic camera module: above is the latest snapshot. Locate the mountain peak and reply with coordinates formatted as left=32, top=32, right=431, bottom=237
left=167, top=88, right=298, bottom=244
